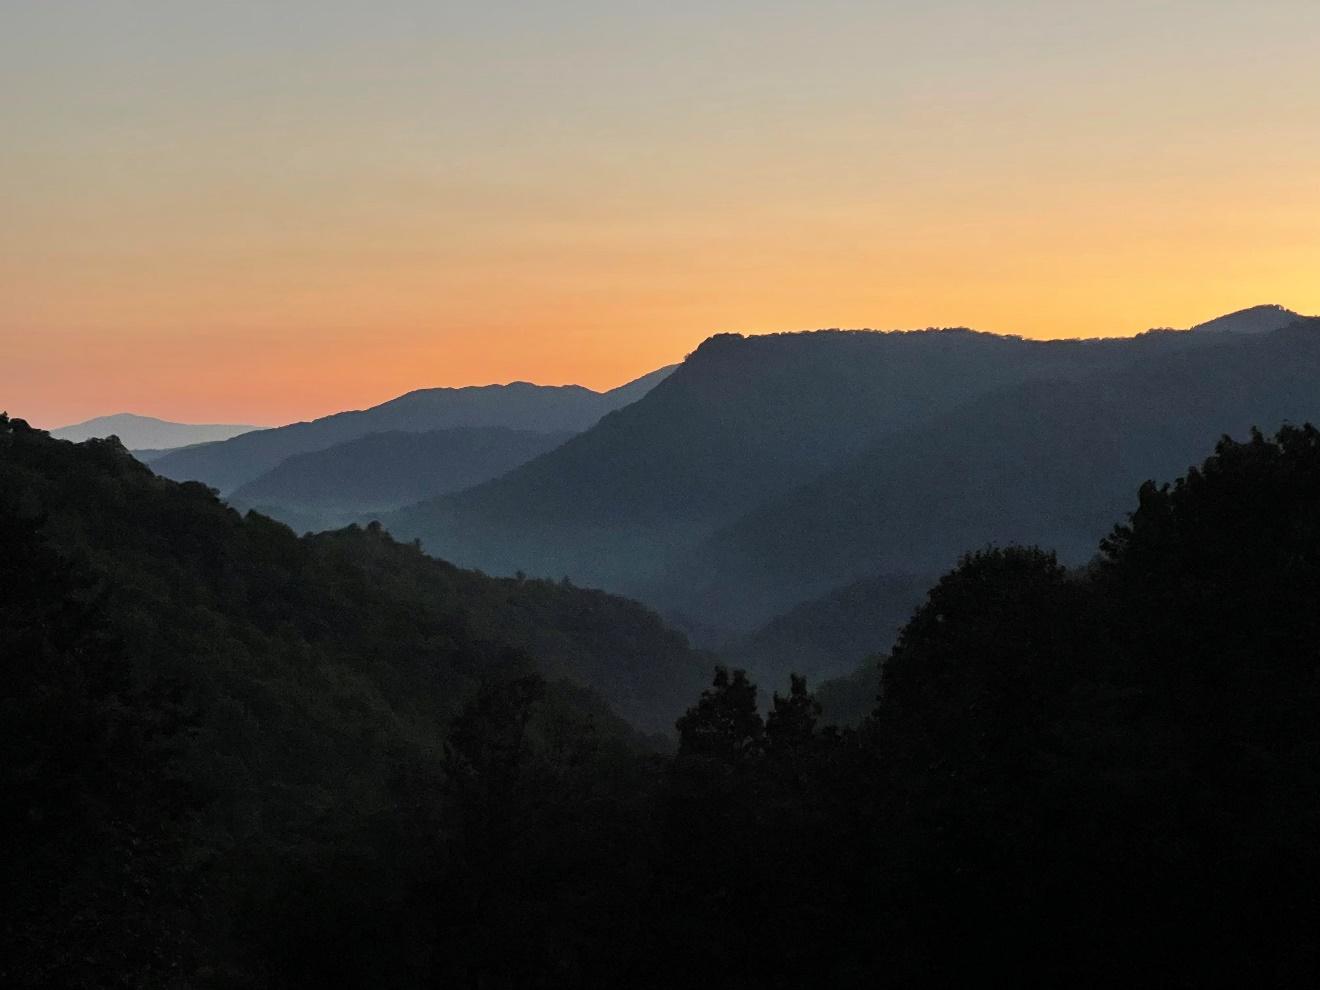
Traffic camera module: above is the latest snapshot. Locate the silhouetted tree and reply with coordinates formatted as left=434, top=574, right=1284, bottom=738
left=765, top=673, right=820, bottom=754
left=675, top=667, right=763, bottom=760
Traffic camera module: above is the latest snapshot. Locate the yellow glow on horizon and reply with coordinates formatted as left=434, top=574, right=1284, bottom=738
left=4, top=0, right=1319, bottom=428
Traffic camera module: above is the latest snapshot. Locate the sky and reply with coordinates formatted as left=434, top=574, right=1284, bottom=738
left=3, top=0, right=1319, bottom=428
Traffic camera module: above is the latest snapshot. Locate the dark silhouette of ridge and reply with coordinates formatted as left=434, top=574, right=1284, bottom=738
left=1187, top=303, right=1300, bottom=334
left=1, top=414, right=707, bottom=735
left=381, top=314, right=1298, bottom=610
left=8, top=410, right=1320, bottom=985
left=150, top=366, right=676, bottom=494
left=229, top=426, right=575, bottom=532
left=670, top=317, right=1320, bottom=625
left=131, top=442, right=208, bottom=463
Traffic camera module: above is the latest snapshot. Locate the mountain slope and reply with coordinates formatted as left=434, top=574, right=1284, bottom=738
left=0, top=412, right=711, bottom=982
left=130, top=442, right=204, bottom=463
left=2, top=415, right=709, bottom=736
left=151, top=367, right=675, bottom=494
left=716, top=572, right=933, bottom=690
left=229, top=427, right=575, bottom=531
left=672, top=318, right=1320, bottom=625
left=1188, top=303, right=1300, bottom=335
left=49, top=413, right=259, bottom=449
left=381, top=324, right=1234, bottom=597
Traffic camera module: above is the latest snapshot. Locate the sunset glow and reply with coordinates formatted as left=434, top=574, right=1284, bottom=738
left=5, top=1, right=1319, bottom=428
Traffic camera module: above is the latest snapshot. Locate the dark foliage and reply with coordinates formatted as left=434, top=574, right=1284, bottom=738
left=0, top=415, right=694, bottom=985
left=7, top=413, right=1320, bottom=986
left=639, top=426, right=1320, bottom=986
left=0, top=497, right=193, bottom=987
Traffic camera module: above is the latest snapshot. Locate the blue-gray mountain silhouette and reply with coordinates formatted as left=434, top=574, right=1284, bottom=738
left=674, top=317, right=1320, bottom=626
left=50, top=413, right=259, bottom=450
left=1187, top=302, right=1300, bottom=334
left=381, top=307, right=1312, bottom=628
left=150, top=365, right=675, bottom=493
left=229, top=427, right=575, bottom=532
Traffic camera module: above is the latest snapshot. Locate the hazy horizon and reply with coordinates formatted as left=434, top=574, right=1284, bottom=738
left=5, top=1, right=1319, bottom=426
left=16, top=302, right=1312, bottom=430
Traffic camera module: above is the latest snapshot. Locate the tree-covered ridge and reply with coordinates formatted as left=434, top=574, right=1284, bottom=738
left=1, top=415, right=708, bottom=733
left=675, top=316, right=1320, bottom=625
left=658, top=424, right=1320, bottom=985
left=150, top=367, right=676, bottom=495
left=384, top=327, right=1186, bottom=587
left=382, top=317, right=1318, bottom=625
left=0, top=413, right=706, bottom=983
left=6, top=415, right=1320, bottom=985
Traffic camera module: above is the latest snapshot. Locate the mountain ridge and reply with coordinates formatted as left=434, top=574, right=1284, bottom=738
left=229, top=426, right=577, bottom=532
left=2, top=413, right=709, bottom=734
left=151, top=366, right=676, bottom=494
left=380, top=316, right=1279, bottom=600
left=1188, top=303, right=1301, bottom=334
left=49, top=413, right=260, bottom=449
left=669, top=317, right=1320, bottom=626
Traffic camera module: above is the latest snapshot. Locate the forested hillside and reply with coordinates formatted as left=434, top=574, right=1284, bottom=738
left=382, top=314, right=1309, bottom=619
left=0, top=414, right=707, bottom=985
left=383, top=324, right=1238, bottom=596
left=674, top=317, right=1320, bottom=624
left=652, top=424, right=1320, bottom=986
left=9, top=414, right=1320, bottom=985
left=1188, top=302, right=1301, bottom=334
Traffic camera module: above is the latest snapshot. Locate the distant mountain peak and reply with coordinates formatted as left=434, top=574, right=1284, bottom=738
left=1188, top=304, right=1302, bottom=335
left=149, top=365, right=676, bottom=494
left=50, top=413, right=260, bottom=449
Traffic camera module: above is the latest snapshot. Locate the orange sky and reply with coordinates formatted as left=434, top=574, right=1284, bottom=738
left=4, top=1, right=1319, bottom=428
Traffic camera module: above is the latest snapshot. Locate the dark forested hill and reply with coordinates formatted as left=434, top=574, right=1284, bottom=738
left=2, top=417, right=707, bottom=733
left=668, top=318, right=1320, bottom=625
left=643, top=425, right=1320, bottom=987
left=229, top=427, right=575, bottom=532
left=8, top=412, right=1320, bottom=986
left=1188, top=302, right=1300, bottom=334
left=150, top=366, right=675, bottom=494
left=382, top=324, right=1237, bottom=596
left=0, top=411, right=710, bottom=982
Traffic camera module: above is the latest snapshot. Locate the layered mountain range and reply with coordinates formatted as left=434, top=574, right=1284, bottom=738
left=228, top=427, right=577, bottom=533
left=87, top=304, right=1315, bottom=688
left=14, top=303, right=1320, bottom=985
left=150, top=366, right=676, bottom=494
left=382, top=306, right=1315, bottom=654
